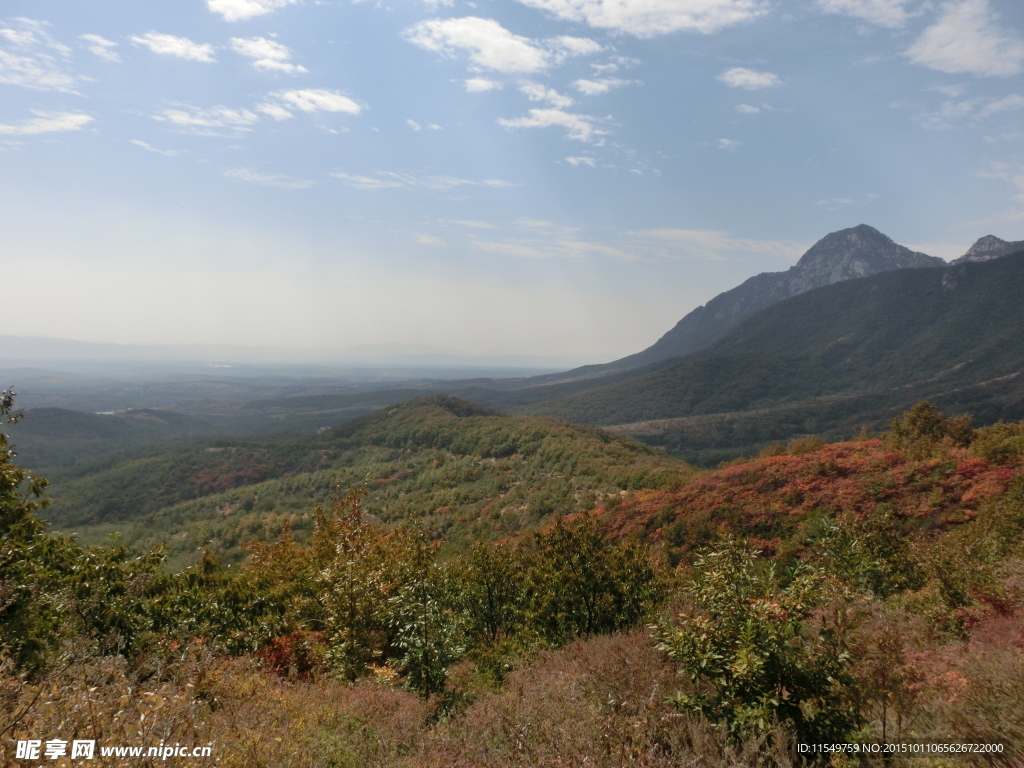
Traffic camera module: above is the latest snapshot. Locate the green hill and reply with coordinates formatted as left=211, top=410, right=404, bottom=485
left=42, top=395, right=690, bottom=566
left=522, top=251, right=1024, bottom=459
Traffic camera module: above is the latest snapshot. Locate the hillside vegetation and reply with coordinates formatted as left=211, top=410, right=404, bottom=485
left=4, top=394, right=1024, bottom=765
left=42, top=395, right=689, bottom=564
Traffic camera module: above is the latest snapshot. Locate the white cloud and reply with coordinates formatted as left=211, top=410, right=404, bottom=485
left=817, top=0, right=912, bottom=29
left=80, top=34, right=120, bottom=62
left=274, top=89, right=362, bottom=114
left=717, top=138, right=741, bottom=150
left=977, top=161, right=1024, bottom=203
left=0, top=111, right=93, bottom=136
left=565, top=156, right=596, bottom=166
left=331, top=171, right=512, bottom=191
left=256, top=102, right=294, bottom=120
left=510, top=0, right=766, bottom=37
left=403, top=18, right=600, bottom=74
left=154, top=105, right=259, bottom=132
left=717, top=67, right=780, bottom=89
left=406, top=119, right=422, bottom=130
left=131, top=32, right=215, bottom=63
left=0, top=19, right=78, bottom=92
left=917, top=98, right=975, bottom=129
left=591, top=55, right=641, bottom=74
left=977, top=93, right=1024, bottom=118
left=573, top=77, right=632, bottom=95
left=906, top=0, right=1024, bottom=77
left=438, top=218, right=497, bottom=228
left=546, top=35, right=603, bottom=64
left=230, top=37, right=307, bottom=73
left=224, top=168, right=315, bottom=189
left=816, top=197, right=854, bottom=209
left=416, top=233, right=446, bottom=246
left=498, top=108, right=603, bottom=142
left=735, top=103, right=760, bottom=113
left=520, top=82, right=575, bottom=107
left=465, top=77, right=501, bottom=92
left=403, top=17, right=549, bottom=73
left=208, top=0, right=298, bottom=22
left=129, top=139, right=181, bottom=155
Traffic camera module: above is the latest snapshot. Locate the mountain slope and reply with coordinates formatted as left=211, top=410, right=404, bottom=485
left=522, top=250, right=1024, bottom=449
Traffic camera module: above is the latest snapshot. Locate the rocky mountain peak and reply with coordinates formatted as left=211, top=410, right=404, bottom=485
left=789, top=224, right=942, bottom=292
left=953, top=235, right=1024, bottom=264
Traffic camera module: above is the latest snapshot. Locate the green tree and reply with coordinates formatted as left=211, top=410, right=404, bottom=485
left=527, top=514, right=664, bottom=645
left=656, top=539, right=859, bottom=743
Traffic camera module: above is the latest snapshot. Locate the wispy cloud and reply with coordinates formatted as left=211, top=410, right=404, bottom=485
left=735, top=104, right=760, bottom=114
left=273, top=89, right=362, bottom=114
left=256, top=102, right=294, bottom=120
left=816, top=197, right=854, bottom=210
left=520, top=82, right=575, bottom=108
left=403, top=17, right=600, bottom=74
left=566, top=156, right=596, bottom=166
left=0, top=111, right=93, bottom=135
left=231, top=37, right=307, bottom=73
left=717, top=138, right=741, bottom=150
left=416, top=233, right=446, bottom=246
left=465, top=77, right=501, bottom=92
left=154, top=105, right=259, bottom=133
left=498, top=108, right=604, bottom=142
left=628, top=228, right=808, bottom=262
left=129, top=139, right=181, bottom=155
left=437, top=219, right=497, bottom=229
left=131, top=32, right=215, bottom=63
left=572, top=77, right=634, bottom=95
left=224, top=168, right=315, bottom=189
left=817, top=0, right=913, bottom=29
left=0, top=19, right=78, bottom=92
left=717, top=67, right=780, bottom=89
left=906, top=0, right=1024, bottom=77
left=80, top=34, right=120, bottom=62
left=331, top=171, right=512, bottom=191
left=510, top=0, right=767, bottom=37
left=207, top=0, right=298, bottom=22
left=977, top=93, right=1024, bottom=118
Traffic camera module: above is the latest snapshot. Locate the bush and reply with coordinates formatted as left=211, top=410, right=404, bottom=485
left=885, top=402, right=974, bottom=460
left=970, top=420, right=1024, bottom=465
left=656, top=539, right=860, bottom=743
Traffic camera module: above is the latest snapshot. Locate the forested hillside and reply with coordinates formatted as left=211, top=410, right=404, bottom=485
left=41, top=395, right=689, bottom=565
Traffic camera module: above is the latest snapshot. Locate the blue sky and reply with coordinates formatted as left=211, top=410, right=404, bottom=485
left=3, top=0, right=1023, bottom=363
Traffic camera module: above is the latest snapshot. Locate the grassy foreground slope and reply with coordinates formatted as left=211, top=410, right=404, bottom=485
left=523, top=251, right=1024, bottom=455
left=44, top=395, right=690, bottom=563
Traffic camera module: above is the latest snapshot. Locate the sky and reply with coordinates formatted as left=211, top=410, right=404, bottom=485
left=2, top=0, right=1024, bottom=364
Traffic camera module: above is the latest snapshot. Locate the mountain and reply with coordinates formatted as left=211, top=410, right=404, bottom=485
left=952, top=234, right=1024, bottom=264
left=522, top=249, right=1024, bottom=459
left=609, top=224, right=944, bottom=371
left=529, top=225, right=943, bottom=386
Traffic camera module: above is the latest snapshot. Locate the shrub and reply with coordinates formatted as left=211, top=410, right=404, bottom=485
left=885, top=402, right=974, bottom=460
left=970, top=420, right=1024, bottom=465
left=656, top=539, right=860, bottom=744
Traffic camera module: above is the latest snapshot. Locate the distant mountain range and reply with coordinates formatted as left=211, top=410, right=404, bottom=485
left=9, top=224, right=1024, bottom=466
left=533, top=225, right=945, bottom=384
left=519, top=248, right=1024, bottom=461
